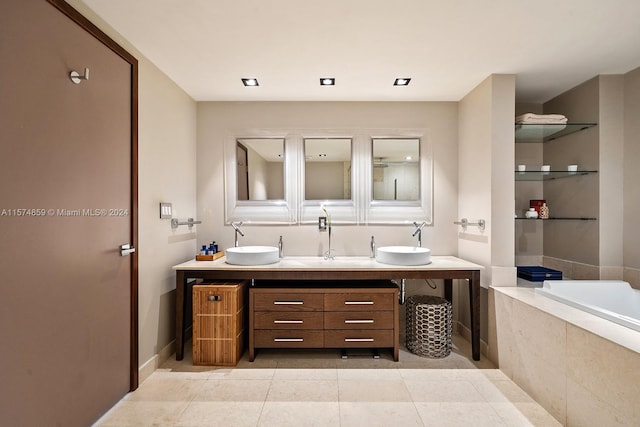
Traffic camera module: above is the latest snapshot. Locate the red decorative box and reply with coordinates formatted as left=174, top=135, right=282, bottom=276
left=529, top=199, right=546, bottom=215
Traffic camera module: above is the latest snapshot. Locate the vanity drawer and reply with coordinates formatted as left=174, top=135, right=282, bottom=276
left=324, top=311, right=393, bottom=330
left=324, top=329, right=394, bottom=348
left=254, top=330, right=324, bottom=348
left=254, top=311, right=323, bottom=330
left=324, top=293, right=394, bottom=311
left=253, top=292, right=324, bottom=311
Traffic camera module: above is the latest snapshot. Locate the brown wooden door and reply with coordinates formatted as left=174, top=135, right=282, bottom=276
left=0, top=1, right=137, bottom=426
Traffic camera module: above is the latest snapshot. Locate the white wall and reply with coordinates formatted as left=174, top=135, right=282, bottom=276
left=197, top=102, right=459, bottom=256
left=67, top=1, right=198, bottom=379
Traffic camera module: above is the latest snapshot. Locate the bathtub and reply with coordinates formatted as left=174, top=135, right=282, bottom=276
left=535, top=280, right=640, bottom=332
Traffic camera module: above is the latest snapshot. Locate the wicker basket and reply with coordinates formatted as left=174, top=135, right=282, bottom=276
left=406, top=295, right=452, bottom=358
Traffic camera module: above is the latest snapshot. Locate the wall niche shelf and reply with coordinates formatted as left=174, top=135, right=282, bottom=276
left=515, top=170, right=598, bottom=181
left=515, top=123, right=597, bottom=142
left=515, top=217, right=597, bottom=221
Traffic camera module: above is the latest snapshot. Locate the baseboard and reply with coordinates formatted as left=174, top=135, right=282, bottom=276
left=138, top=340, right=176, bottom=384
left=454, top=320, right=489, bottom=358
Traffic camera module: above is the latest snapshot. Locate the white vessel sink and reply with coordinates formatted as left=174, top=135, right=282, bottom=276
left=225, top=246, right=279, bottom=265
left=376, top=246, right=432, bottom=266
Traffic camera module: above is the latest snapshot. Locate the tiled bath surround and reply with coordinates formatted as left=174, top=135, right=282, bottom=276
left=493, top=286, right=640, bottom=426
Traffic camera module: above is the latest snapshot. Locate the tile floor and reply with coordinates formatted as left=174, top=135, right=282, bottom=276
left=95, top=335, right=560, bottom=426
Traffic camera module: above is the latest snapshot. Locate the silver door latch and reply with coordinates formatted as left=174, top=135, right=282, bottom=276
left=120, top=244, right=136, bottom=256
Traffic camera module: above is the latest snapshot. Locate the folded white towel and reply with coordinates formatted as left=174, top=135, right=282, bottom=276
left=515, top=113, right=568, bottom=124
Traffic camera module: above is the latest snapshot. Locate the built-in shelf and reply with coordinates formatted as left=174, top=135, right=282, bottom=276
left=515, top=123, right=597, bottom=142
left=514, top=170, right=598, bottom=181
left=515, top=217, right=597, bottom=221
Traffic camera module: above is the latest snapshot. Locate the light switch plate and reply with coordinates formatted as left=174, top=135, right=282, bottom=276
left=318, top=216, right=327, bottom=231
left=160, top=202, right=172, bottom=219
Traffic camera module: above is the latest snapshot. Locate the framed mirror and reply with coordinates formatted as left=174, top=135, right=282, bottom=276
left=366, top=134, right=432, bottom=224
left=224, top=129, right=430, bottom=225
left=304, top=138, right=352, bottom=200
left=236, top=138, right=284, bottom=201
left=372, top=138, right=420, bottom=201
left=224, top=133, right=294, bottom=224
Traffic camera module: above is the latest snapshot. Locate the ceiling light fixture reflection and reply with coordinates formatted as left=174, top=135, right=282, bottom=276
left=242, top=78, right=259, bottom=86
left=394, top=78, right=411, bottom=86
left=320, top=78, right=335, bottom=86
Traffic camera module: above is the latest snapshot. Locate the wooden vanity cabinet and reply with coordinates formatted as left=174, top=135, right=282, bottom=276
left=249, top=282, right=399, bottom=361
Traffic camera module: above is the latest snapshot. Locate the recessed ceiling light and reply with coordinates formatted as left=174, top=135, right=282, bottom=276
left=405, top=156, right=412, bottom=160
left=320, top=78, right=335, bottom=86
left=242, top=78, right=259, bottom=87
left=318, top=153, right=327, bottom=157
left=394, top=78, right=411, bottom=86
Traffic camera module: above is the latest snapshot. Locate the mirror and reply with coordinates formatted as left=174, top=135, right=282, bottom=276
left=372, top=138, right=420, bottom=201
left=236, top=138, right=284, bottom=201
left=304, top=138, right=352, bottom=200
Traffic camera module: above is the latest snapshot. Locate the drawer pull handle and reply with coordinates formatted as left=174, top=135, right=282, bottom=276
left=207, top=295, right=221, bottom=301
left=274, top=338, right=304, bottom=342
left=274, top=320, right=304, bottom=324
left=274, top=301, right=304, bottom=305
left=344, top=338, right=375, bottom=342
left=344, top=319, right=374, bottom=324
left=344, top=301, right=374, bottom=305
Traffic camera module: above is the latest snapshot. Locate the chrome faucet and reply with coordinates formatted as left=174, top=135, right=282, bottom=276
left=370, top=235, right=376, bottom=258
left=278, top=235, right=284, bottom=258
left=231, top=221, right=244, bottom=247
left=412, top=221, right=426, bottom=247
left=322, top=206, right=334, bottom=260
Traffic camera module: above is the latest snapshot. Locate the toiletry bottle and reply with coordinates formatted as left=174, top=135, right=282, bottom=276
left=201, top=245, right=207, bottom=255
left=209, top=243, right=215, bottom=254
left=212, top=241, right=218, bottom=253
left=539, top=203, right=549, bottom=219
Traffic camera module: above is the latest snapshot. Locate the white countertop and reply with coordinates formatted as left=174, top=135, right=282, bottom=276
left=172, top=255, right=483, bottom=271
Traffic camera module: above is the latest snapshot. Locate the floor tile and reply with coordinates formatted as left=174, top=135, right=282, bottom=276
left=339, top=402, right=424, bottom=427
left=266, top=379, right=339, bottom=402
left=175, top=401, right=263, bottom=427
left=258, top=402, right=340, bottom=427
left=415, top=402, right=507, bottom=427
left=94, top=337, right=564, bottom=427
left=338, top=379, right=412, bottom=402
left=94, top=401, right=189, bottom=427
left=193, top=379, right=271, bottom=402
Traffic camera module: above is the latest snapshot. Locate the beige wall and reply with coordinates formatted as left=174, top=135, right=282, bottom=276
left=624, top=67, right=640, bottom=274
left=67, top=1, right=198, bottom=377
left=457, top=74, right=515, bottom=359
left=542, top=78, right=600, bottom=268
left=458, top=74, right=516, bottom=288
left=539, top=76, right=627, bottom=279
left=597, top=76, right=624, bottom=275
left=196, top=101, right=459, bottom=256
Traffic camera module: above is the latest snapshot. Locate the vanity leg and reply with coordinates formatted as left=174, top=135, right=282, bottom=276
left=175, top=271, right=186, bottom=361
left=444, top=279, right=453, bottom=303
left=469, top=271, right=481, bottom=361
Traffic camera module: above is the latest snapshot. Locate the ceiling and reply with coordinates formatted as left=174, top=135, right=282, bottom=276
left=80, top=0, right=640, bottom=103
